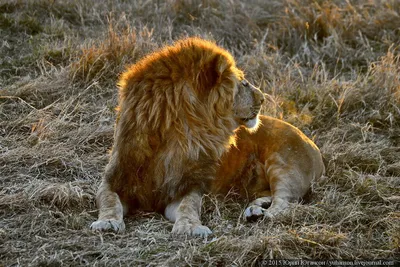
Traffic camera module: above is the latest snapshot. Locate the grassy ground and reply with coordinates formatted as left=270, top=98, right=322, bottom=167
left=1, top=0, right=399, bottom=266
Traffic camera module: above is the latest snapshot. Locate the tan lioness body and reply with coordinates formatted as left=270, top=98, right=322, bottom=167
left=213, top=115, right=324, bottom=220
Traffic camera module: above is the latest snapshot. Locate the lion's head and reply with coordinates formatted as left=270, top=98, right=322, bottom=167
left=233, top=79, right=264, bottom=130
left=117, top=38, right=264, bottom=161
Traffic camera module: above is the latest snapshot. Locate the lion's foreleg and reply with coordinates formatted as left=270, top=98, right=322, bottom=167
left=166, top=191, right=212, bottom=237
left=90, top=181, right=126, bottom=232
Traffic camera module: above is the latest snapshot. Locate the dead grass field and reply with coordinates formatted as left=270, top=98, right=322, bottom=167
left=0, top=0, right=399, bottom=266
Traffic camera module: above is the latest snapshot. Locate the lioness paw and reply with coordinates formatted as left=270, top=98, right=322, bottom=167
left=90, top=219, right=125, bottom=233
left=172, top=222, right=212, bottom=237
left=245, top=205, right=264, bottom=222
left=250, top=196, right=273, bottom=209
left=244, top=205, right=276, bottom=222
left=244, top=196, right=275, bottom=222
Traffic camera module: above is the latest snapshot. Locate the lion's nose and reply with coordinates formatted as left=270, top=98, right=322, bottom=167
left=256, top=92, right=265, bottom=106
left=252, top=86, right=265, bottom=106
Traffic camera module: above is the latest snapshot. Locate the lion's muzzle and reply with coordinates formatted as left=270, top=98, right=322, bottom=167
left=235, top=80, right=265, bottom=129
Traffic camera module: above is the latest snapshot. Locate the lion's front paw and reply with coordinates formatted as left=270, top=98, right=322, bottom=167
left=90, top=219, right=125, bottom=233
left=172, top=221, right=212, bottom=237
left=192, top=225, right=212, bottom=237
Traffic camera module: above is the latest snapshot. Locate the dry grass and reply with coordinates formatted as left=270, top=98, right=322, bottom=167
left=1, top=0, right=399, bottom=266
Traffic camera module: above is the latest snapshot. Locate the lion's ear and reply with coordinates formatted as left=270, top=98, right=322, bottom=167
left=215, top=55, right=230, bottom=77
left=197, top=55, right=225, bottom=92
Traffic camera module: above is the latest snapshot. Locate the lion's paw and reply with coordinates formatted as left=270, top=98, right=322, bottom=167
left=90, top=219, right=125, bottom=233
left=192, top=225, right=213, bottom=237
left=172, top=221, right=212, bottom=237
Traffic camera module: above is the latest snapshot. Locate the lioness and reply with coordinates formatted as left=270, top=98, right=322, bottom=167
left=213, top=115, right=324, bottom=221
left=90, top=38, right=265, bottom=236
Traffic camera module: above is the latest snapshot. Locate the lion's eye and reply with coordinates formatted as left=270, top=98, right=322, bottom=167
left=241, top=80, right=249, bottom=87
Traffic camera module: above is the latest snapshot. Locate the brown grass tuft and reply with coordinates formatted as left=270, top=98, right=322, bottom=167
left=70, top=21, right=139, bottom=85
left=27, top=181, right=95, bottom=210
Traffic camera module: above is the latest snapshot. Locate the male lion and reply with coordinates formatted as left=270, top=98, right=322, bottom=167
left=90, top=37, right=265, bottom=236
left=213, top=115, right=324, bottom=221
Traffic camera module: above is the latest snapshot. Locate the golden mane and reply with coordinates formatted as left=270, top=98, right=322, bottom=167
left=111, top=38, right=244, bottom=208
left=117, top=38, right=243, bottom=157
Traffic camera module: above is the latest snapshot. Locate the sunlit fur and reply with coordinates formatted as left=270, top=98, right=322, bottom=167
left=213, top=115, right=325, bottom=219
left=92, top=37, right=264, bottom=234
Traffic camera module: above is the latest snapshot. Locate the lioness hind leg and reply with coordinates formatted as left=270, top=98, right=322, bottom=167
left=166, top=191, right=212, bottom=237
left=244, top=167, right=295, bottom=222
left=244, top=163, right=309, bottom=222
left=90, top=181, right=126, bottom=233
